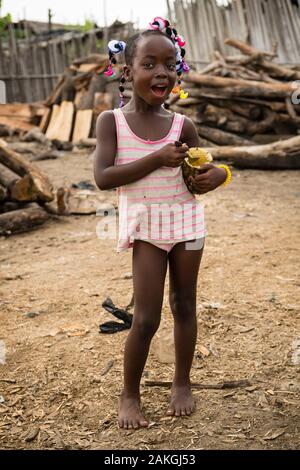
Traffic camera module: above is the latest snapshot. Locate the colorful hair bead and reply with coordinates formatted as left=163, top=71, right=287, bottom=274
left=104, top=40, right=126, bottom=79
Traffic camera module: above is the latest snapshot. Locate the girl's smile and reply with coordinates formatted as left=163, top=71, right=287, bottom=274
left=151, top=84, right=169, bottom=98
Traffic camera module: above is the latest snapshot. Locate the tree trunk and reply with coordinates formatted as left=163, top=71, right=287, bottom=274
left=224, top=38, right=300, bottom=81
left=0, top=203, right=50, bottom=235
left=197, top=125, right=254, bottom=146
left=184, top=71, right=293, bottom=99
left=204, top=136, right=300, bottom=169
left=0, top=139, right=54, bottom=202
left=0, top=184, right=6, bottom=201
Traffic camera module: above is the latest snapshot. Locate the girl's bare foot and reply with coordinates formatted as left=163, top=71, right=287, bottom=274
left=166, top=384, right=195, bottom=417
left=118, top=392, right=149, bottom=429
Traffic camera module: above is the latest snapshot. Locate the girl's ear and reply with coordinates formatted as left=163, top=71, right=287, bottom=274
left=123, top=65, right=133, bottom=82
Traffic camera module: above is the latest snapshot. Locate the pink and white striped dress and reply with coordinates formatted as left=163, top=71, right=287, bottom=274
left=113, top=108, right=206, bottom=252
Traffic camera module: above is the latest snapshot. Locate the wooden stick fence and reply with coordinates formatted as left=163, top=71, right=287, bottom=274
left=172, top=0, right=300, bottom=64
left=0, top=28, right=104, bottom=103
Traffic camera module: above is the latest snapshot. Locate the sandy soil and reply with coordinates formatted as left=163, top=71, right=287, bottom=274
left=0, top=147, right=299, bottom=450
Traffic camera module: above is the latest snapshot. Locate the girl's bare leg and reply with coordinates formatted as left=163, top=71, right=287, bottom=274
left=118, top=240, right=168, bottom=429
left=166, top=239, right=204, bottom=416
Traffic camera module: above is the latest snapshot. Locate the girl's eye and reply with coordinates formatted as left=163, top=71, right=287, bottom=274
left=167, top=64, right=176, bottom=71
left=143, top=63, right=153, bottom=68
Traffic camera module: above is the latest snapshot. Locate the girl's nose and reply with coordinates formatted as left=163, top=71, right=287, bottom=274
left=155, top=66, right=168, bottom=77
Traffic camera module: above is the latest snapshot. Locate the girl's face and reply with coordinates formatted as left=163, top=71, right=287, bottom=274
left=125, top=35, right=177, bottom=106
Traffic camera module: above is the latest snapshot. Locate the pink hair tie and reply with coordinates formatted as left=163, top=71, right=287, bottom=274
left=104, top=65, right=114, bottom=77
left=176, top=36, right=186, bottom=47
left=149, top=17, right=167, bottom=31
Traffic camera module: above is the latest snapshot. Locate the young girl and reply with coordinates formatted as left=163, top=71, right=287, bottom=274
left=94, top=18, right=230, bottom=430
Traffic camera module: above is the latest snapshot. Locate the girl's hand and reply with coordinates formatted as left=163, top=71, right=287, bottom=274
left=158, top=143, right=189, bottom=167
left=188, top=164, right=227, bottom=194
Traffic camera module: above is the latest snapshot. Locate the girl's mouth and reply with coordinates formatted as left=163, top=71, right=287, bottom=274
left=151, top=86, right=168, bottom=97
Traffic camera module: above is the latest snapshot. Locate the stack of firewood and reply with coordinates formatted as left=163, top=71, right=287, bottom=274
left=40, top=54, right=119, bottom=143
left=0, top=139, right=54, bottom=235
left=165, top=38, right=300, bottom=169
left=0, top=103, right=46, bottom=136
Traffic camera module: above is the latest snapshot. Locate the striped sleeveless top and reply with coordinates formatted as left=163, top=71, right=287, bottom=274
left=113, top=108, right=206, bottom=252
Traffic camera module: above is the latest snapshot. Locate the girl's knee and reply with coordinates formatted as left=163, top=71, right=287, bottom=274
left=169, top=292, right=196, bottom=318
left=133, top=315, right=160, bottom=339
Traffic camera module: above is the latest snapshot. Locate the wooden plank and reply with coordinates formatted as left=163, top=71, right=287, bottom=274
left=72, top=109, right=93, bottom=142
left=45, top=104, right=60, bottom=138
left=45, top=101, right=74, bottom=141
left=39, top=107, right=51, bottom=132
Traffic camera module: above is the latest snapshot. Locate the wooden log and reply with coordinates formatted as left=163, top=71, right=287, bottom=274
left=173, top=97, right=201, bottom=107
left=0, top=201, right=28, bottom=214
left=0, top=183, right=6, bottom=201
left=224, top=38, right=300, bottom=81
left=204, top=136, right=300, bottom=169
left=21, top=127, right=50, bottom=145
left=0, top=125, right=11, bottom=137
left=0, top=203, right=50, bottom=235
left=182, top=87, right=292, bottom=113
left=9, top=174, right=53, bottom=203
left=0, top=163, right=19, bottom=189
left=198, top=104, right=277, bottom=135
left=0, top=139, right=54, bottom=202
left=0, top=163, right=53, bottom=203
left=72, top=53, right=108, bottom=66
left=197, top=103, right=247, bottom=132
left=169, top=105, right=198, bottom=121
left=0, top=117, right=35, bottom=133
left=77, top=74, right=106, bottom=109
left=184, top=71, right=294, bottom=99
left=77, top=138, right=96, bottom=148
left=93, top=92, right=114, bottom=115
left=197, top=125, right=254, bottom=146
left=0, top=103, right=38, bottom=119
left=200, top=97, right=262, bottom=119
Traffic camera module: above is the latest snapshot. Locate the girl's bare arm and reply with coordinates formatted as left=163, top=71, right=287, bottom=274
left=93, top=111, right=164, bottom=190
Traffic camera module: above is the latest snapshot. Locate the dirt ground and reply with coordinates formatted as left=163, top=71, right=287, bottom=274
left=0, top=145, right=299, bottom=450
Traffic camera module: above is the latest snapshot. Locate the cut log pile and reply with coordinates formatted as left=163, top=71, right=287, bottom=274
left=0, top=103, right=46, bottom=135
left=41, top=54, right=117, bottom=143
left=164, top=38, right=300, bottom=169
left=0, top=138, right=54, bottom=235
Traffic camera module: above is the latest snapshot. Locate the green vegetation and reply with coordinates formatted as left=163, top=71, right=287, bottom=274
left=65, top=19, right=97, bottom=33
left=0, top=1, right=12, bottom=37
